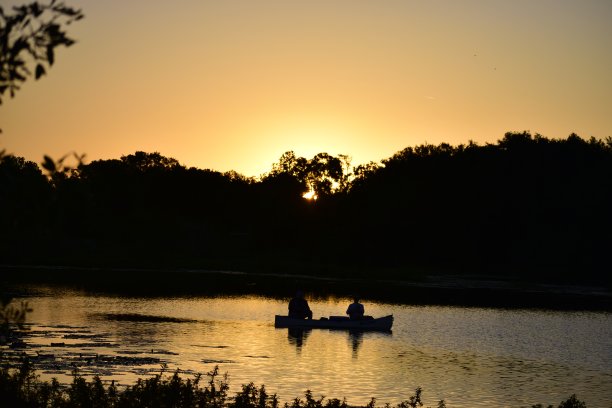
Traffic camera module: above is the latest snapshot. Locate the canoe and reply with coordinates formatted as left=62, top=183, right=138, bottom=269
left=274, top=314, right=393, bottom=331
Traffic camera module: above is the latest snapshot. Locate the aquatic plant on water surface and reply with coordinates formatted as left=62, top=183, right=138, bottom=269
left=0, top=296, right=31, bottom=346
left=0, top=360, right=594, bottom=408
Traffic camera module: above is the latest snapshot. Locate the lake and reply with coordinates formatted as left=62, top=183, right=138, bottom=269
left=2, top=283, right=612, bottom=408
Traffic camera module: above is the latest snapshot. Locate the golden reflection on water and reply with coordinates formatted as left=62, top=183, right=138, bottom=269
left=8, top=287, right=612, bottom=408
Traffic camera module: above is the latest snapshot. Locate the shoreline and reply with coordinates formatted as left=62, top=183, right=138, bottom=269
left=2, top=264, right=611, bottom=311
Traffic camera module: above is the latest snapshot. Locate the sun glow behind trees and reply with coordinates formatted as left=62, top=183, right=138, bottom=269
left=302, top=190, right=317, bottom=201
left=266, top=151, right=348, bottom=199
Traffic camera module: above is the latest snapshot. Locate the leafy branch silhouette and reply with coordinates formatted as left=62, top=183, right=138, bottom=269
left=0, top=1, right=84, bottom=105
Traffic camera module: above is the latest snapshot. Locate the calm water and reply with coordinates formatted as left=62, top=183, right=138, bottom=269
left=4, top=285, right=612, bottom=407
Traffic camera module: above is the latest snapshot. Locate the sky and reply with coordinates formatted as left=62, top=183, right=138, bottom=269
left=2, top=0, right=611, bottom=177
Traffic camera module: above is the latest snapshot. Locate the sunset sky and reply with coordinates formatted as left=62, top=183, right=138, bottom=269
left=2, top=0, right=611, bottom=177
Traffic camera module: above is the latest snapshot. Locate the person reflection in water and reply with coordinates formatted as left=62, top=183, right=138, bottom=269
left=348, top=330, right=364, bottom=358
left=346, top=296, right=365, bottom=320
left=288, top=328, right=311, bottom=351
left=288, top=290, right=312, bottom=319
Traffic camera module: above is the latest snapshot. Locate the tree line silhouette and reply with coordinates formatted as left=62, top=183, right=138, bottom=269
left=1, top=132, right=611, bottom=284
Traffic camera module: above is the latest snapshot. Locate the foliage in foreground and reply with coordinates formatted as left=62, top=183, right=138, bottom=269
left=0, top=360, right=592, bottom=408
left=0, top=1, right=84, bottom=105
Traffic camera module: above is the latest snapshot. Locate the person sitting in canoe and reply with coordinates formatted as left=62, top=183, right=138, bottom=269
left=346, top=296, right=365, bottom=320
left=288, top=290, right=313, bottom=320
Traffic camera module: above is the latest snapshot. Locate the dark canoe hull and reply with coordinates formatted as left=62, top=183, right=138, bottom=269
left=274, top=315, right=393, bottom=331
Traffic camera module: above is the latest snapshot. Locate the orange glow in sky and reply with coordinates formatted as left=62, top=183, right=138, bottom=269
left=2, top=0, right=611, bottom=176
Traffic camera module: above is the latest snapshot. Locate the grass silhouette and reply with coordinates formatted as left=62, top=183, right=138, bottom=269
left=0, top=360, right=590, bottom=408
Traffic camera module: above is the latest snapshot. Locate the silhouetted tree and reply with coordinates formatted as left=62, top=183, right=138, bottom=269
left=305, top=153, right=344, bottom=197
left=120, top=151, right=181, bottom=171
left=0, top=152, right=51, bottom=263
left=265, top=151, right=348, bottom=198
left=1, top=133, right=611, bottom=283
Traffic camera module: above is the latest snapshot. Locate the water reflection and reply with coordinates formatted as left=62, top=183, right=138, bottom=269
left=284, top=327, right=389, bottom=359
left=4, top=285, right=612, bottom=408
left=287, top=328, right=311, bottom=351
left=348, top=330, right=363, bottom=358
